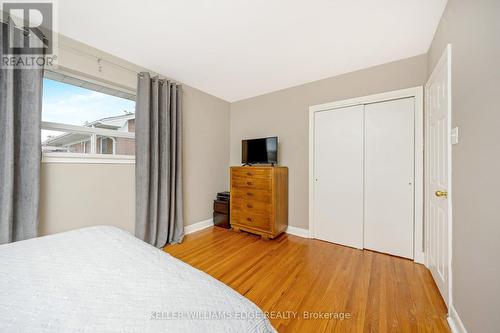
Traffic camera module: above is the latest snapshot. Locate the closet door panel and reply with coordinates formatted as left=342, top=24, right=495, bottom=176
left=313, top=105, right=364, bottom=248
left=364, top=98, right=415, bottom=258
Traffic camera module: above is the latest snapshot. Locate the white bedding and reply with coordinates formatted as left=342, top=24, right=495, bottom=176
left=0, top=226, right=276, bottom=333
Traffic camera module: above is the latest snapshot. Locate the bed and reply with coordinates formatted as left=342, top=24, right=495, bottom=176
left=0, top=226, right=276, bottom=333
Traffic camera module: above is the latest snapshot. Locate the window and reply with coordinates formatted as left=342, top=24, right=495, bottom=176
left=41, top=74, right=136, bottom=161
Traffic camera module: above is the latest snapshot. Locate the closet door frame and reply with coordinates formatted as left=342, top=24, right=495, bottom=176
left=308, top=86, right=424, bottom=264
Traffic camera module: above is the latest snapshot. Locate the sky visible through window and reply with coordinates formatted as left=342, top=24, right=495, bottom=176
left=42, top=78, right=135, bottom=141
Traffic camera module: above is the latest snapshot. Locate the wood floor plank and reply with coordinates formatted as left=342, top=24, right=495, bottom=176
left=164, top=227, right=450, bottom=333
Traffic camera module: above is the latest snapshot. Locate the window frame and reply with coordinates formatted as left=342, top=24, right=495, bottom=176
left=41, top=71, right=136, bottom=164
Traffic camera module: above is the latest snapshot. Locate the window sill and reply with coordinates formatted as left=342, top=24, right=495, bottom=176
left=42, top=153, right=135, bottom=164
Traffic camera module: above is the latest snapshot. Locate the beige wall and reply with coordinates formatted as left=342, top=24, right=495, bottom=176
left=183, top=85, right=231, bottom=225
left=230, top=55, right=427, bottom=229
left=39, top=35, right=230, bottom=236
left=40, top=163, right=135, bottom=235
left=427, top=1, right=500, bottom=332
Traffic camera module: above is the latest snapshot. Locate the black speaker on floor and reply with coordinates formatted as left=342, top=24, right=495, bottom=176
left=213, top=192, right=230, bottom=229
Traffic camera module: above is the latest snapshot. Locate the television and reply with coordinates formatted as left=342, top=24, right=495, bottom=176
left=242, top=137, right=278, bottom=165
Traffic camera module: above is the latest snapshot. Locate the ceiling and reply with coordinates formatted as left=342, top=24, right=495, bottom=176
left=57, top=0, right=447, bottom=102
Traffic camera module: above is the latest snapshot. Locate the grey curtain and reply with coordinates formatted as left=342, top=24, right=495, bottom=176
left=135, top=72, right=184, bottom=248
left=0, top=22, right=44, bottom=244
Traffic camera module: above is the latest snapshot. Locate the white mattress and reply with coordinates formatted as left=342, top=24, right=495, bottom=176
left=0, top=226, right=276, bottom=333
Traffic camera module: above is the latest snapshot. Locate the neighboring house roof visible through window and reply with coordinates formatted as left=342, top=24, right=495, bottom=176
left=43, top=112, right=135, bottom=147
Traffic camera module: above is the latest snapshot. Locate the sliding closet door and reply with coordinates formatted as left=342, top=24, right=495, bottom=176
left=364, top=98, right=415, bottom=258
left=314, top=105, right=364, bottom=249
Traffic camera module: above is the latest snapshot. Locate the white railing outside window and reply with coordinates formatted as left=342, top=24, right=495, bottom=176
left=41, top=121, right=135, bottom=164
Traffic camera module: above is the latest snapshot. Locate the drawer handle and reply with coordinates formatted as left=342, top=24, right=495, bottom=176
left=246, top=181, right=253, bottom=185
left=246, top=172, right=252, bottom=176
left=247, top=204, right=253, bottom=208
left=246, top=192, right=253, bottom=196
left=246, top=217, right=252, bottom=222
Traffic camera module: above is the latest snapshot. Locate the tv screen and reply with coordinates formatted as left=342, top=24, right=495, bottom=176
left=242, top=137, right=278, bottom=165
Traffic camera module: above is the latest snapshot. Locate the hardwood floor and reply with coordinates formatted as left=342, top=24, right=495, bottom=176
left=164, top=227, right=449, bottom=333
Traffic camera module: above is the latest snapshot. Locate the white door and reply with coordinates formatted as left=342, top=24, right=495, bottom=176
left=364, top=98, right=415, bottom=259
left=426, top=46, right=451, bottom=306
left=313, top=105, right=364, bottom=248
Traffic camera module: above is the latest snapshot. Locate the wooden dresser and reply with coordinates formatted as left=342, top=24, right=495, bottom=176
left=230, top=166, right=288, bottom=239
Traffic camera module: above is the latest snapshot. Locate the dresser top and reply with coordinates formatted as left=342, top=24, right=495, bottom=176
left=231, top=165, right=287, bottom=170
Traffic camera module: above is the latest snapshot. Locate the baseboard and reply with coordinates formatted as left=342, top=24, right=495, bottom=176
left=414, top=250, right=425, bottom=264
left=447, top=305, right=468, bottom=333
left=184, top=218, right=214, bottom=235
left=286, top=226, right=310, bottom=238
left=185, top=221, right=310, bottom=238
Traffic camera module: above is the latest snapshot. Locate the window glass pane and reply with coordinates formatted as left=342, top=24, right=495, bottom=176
left=41, top=78, right=136, bottom=157
left=114, top=137, right=135, bottom=156
left=42, top=129, right=92, bottom=153
left=42, top=78, right=135, bottom=125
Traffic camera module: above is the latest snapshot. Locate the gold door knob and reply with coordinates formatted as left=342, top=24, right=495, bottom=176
left=435, top=190, right=448, bottom=198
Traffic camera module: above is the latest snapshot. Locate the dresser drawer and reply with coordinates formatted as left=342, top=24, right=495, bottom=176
left=231, top=199, right=270, bottom=215
left=232, top=210, right=271, bottom=230
left=231, top=176, right=271, bottom=190
left=231, top=168, right=271, bottom=180
left=231, top=188, right=271, bottom=203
